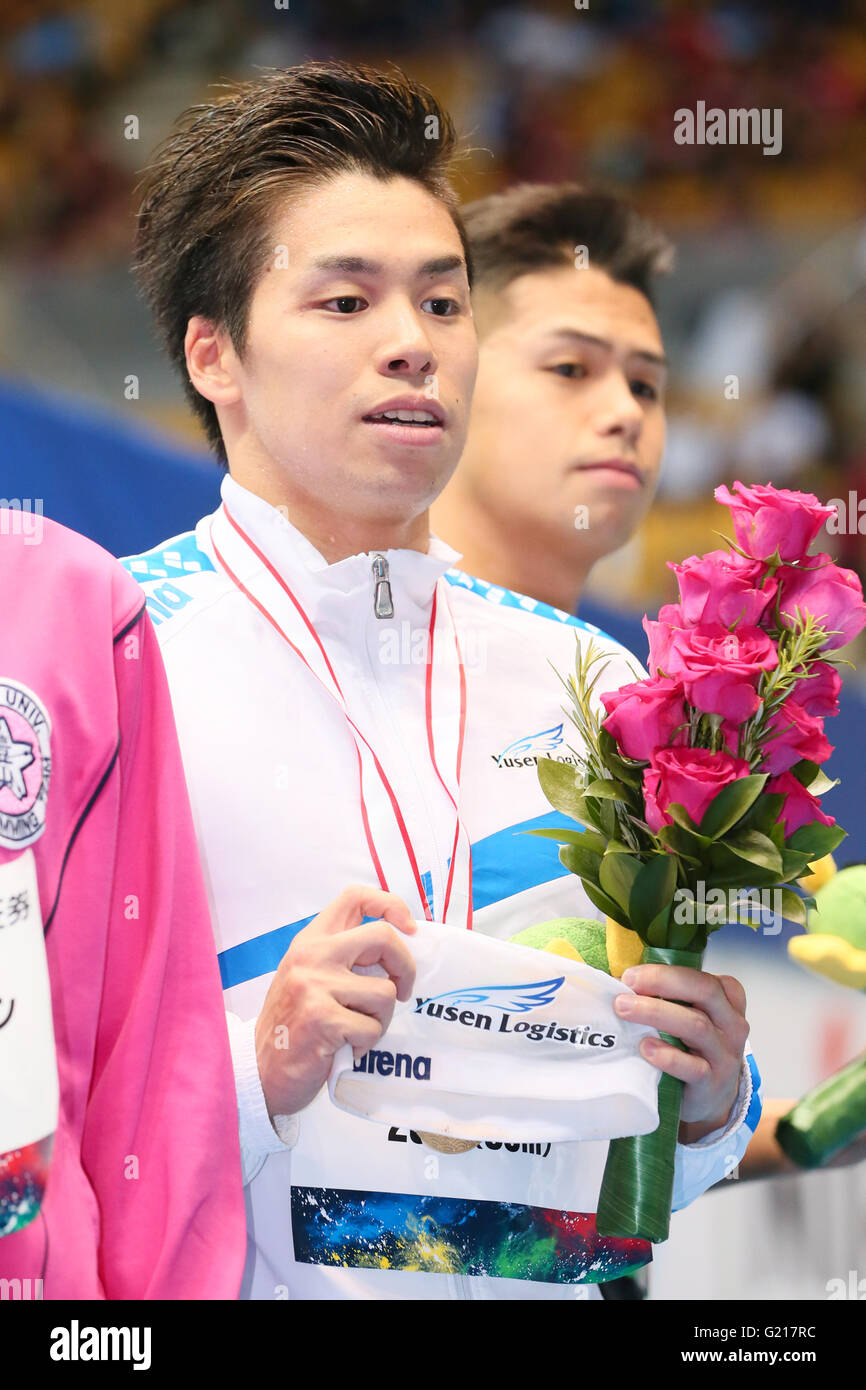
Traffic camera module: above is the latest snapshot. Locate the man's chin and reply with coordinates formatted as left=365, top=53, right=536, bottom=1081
left=569, top=492, right=643, bottom=540
left=359, top=451, right=458, bottom=503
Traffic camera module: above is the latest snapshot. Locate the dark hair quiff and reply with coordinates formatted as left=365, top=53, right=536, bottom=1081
left=462, top=182, right=674, bottom=309
left=134, top=61, right=469, bottom=460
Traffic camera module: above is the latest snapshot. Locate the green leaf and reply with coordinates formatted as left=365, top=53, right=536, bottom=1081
left=574, top=829, right=609, bottom=856
left=787, top=822, right=847, bottom=858
left=597, top=726, right=621, bottom=761
left=584, top=777, right=633, bottom=802
left=667, top=803, right=712, bottom=846
left=707, top=843, right=785, bottom=888
left=739, top=792, right=786, bottom=837
left=657, top=821, right=708, bottom=865
left=645, top=900, right=672, bottom=946
left=610, top=756, right=646, bottom=786
left=698, top=775, right=768, bottom=840
left=527, top=826, right=598, bottom=849
left=537, top=757, right=587, bottom=822
left=599, top=850, right=643, bottom=916
left=807, top=770, right=839, bottom=797
left=666, top=914, right=701, bottom=950
left=767, top=821, right=786, bottom=850
left=787, top=760, right=840, bottom=798
left=779, top=849, right=815, bottom=880
left=559, top=842, right=602, bottom=885
left=722, top=828, right=783, bottom=875
left=776, top=887, right=808, bottom=927
left=572, top=796, right=603, bottom=832
left=597, top=798, right=618, bottom=840
left=598, top=728, right=646, bottom=786
left=629, top=853, right=677, bottom=939
left=581, top=878, right=631, bottom=930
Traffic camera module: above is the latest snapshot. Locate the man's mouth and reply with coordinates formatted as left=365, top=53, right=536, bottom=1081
left=573, top=460, right=643, bottom=484
left=364, top=409, right=443, bottom=429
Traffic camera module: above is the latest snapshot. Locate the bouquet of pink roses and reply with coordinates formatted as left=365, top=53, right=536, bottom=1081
left=536, top=481, right=866, bottom=1242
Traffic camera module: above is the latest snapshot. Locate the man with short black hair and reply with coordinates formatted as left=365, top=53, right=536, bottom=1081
left=125, top=64, right=760, bottom=1300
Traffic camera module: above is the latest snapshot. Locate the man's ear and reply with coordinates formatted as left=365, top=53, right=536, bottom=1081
left=184, top=316, right=243, bottom=407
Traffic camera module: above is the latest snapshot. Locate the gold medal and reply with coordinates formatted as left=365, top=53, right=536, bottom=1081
left=417, top=1131, right=478, bottom=1154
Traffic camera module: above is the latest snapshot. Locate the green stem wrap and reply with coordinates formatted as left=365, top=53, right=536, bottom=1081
left=775, top=1054, right=866, bottom=1169
left=596, top=944, right=704, bottom=1244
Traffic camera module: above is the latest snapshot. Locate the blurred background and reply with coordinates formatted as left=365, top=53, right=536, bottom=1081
left=2, top=0, right=865, bottom=1301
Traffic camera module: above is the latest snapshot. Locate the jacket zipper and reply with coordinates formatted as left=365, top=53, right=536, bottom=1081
left=372, top=554, right=394, bottom=618
left=367, top=555, right=474, bottom=1298
left=365, top=551, right=450, bottom=923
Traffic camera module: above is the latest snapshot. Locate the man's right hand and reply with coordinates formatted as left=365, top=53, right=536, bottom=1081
left=254, top=885, right=417, bottom=1121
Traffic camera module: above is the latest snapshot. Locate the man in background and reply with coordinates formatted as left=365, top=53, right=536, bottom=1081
left=432, top=181, right=864, bottom=1185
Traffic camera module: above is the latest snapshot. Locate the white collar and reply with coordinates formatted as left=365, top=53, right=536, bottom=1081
left=218, top=473, right=461, bottom=609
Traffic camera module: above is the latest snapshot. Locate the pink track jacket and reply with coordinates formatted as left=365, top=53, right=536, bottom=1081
left=0, top=513, right=245, bottom=1298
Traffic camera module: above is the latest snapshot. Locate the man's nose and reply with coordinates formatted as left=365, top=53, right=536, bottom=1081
left=376, top=309, right=437, bottom=378
left=594, top=371, right=644, bottom=443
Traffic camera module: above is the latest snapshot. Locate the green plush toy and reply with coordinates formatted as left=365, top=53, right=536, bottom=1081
left=509, top=917, right=609, bottom=973
left=509, top=914, right=644, bottom=980
left=788, top=861, right=866, bottom=991
left=778, top=860, right=866, bottom=1167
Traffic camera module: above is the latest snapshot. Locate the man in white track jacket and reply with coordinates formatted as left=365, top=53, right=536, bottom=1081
left=124, top=61, right=761, bottom=1299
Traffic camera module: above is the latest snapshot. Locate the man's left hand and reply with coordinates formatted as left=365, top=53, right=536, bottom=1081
left=613, top=964, right=749, bottom=1143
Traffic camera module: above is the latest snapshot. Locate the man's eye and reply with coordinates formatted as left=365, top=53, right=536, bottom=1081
left=631, top=380, right=659, bottom=401
left=323, top=296, right=366, bottom=313
left=422, top=298, right=459, bottom=316
left=549, top=362, right=585, bottom=379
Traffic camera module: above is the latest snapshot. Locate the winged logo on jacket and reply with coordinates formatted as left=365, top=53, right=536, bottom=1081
left=496, top=722, right=563, bottom=766
left=414, top=977, right=565, bottom=1015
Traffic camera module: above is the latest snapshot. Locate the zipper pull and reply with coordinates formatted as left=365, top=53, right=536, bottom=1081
left=372, top=553, right=394, bottom=619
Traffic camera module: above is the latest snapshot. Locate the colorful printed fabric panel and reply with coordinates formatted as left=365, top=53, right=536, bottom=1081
left=291, top=1185, right=652, bottom=1284
left=0, top=1135, right=53, bottom=1237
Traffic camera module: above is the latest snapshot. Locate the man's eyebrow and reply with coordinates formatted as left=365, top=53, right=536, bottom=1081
left=542, top=327, right=668, bottom=370
left=308, top=254, right=467, bottom=278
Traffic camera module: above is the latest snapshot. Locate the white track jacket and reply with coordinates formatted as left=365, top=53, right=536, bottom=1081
left=124, top=475, right=762, bottom=1301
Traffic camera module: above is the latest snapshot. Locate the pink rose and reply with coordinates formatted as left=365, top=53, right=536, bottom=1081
left=790, top=660, right=842, bottom=717
left=643, top=747, right=752, bottom=834
left=600, top=677, right=687, bottom=762
left=665, top=623, right=779, bottom=721
left=715, top=481, right=837, bottom=562
left=668, top=549, right=777, bottom=628
left=761, top=699, right=832, bottom=775
left=642, top=607, right=685, bottom=676
left=777, top=554, right=866, bottom=650
left=767, top=771, right=836, bottom=837
left=719, top=720, right=742, bottom=756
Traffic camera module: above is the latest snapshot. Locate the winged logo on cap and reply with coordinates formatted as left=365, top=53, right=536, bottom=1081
left=414, top=977, right=565, bottom=1015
